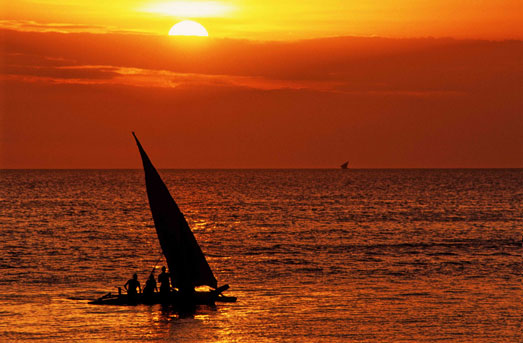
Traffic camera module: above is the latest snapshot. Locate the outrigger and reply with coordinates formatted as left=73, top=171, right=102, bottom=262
left=90, top=133, right=236, bottom=306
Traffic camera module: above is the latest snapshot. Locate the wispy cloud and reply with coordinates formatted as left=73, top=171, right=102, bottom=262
left=2, top=57, right=343, bottom=91
left=0, top=20, right=120, bottom=34
left=4, top=64, right=119, bottom=80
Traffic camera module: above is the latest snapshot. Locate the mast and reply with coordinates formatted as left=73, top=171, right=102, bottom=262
left=132, top=132, right=218, bottom=290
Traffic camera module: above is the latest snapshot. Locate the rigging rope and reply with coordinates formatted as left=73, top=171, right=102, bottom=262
left=148, top=252, right=164, bottom=276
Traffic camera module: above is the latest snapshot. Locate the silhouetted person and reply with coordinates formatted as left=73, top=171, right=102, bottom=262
left=158, top=266, right=171, bottom=300
left=124, top=273, right=141, bottom=303
left=143, top=272, right=158, bottom=302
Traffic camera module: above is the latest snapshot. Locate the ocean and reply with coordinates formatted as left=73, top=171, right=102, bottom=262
left=0, top=169, right=521, bottom=342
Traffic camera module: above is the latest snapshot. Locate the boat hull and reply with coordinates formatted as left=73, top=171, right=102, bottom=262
left=89, top=291, right=236, bottom=306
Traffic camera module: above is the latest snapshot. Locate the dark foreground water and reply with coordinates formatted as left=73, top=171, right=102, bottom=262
left=0, top=169, right=521, bottom=342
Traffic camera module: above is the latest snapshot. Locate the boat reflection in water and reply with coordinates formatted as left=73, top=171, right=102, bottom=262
left=90, top=133, right=236, bottom=307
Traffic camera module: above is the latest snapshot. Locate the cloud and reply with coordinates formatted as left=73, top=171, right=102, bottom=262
left=0, top=20, right=118, bottom=34
left=2, top=29, right=522, bottom=94
left=4, top=64, right=119, bottom=80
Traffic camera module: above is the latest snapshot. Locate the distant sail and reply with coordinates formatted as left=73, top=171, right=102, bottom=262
left=132, top=133, right=218, bottom=290
left=340, top=161, right=349, bottom=169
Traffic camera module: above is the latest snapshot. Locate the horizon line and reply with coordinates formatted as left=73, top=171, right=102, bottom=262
left=1, top=167, right=521, bottom=171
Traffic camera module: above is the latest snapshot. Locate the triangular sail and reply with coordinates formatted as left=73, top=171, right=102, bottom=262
left=340, top=161, right=349, bottom=169
left=132, top=132, right=217, bottom=290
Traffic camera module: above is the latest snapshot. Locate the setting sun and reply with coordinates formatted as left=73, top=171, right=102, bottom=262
left=168, top=20, right=208, bottom=36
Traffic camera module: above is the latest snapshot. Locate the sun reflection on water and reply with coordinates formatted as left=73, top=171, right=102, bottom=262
left=0, top=169, right=521, bottom=342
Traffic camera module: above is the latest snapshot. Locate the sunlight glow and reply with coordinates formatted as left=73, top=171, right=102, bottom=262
left=168, top=20, right=208, bottom=36
left=143, top=1, right=234, bottom=18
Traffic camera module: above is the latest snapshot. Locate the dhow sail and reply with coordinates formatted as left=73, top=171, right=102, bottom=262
left=132, top=132, right=218, bottom=290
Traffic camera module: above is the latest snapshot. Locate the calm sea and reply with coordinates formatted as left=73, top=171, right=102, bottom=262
left=0, top=169, right=521, bottom=342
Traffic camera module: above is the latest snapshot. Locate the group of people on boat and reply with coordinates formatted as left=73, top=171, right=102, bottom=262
left=124, top=266, right=172, bottom=303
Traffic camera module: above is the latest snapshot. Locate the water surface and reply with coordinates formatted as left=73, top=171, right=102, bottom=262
left=0, top=169, right=521, bottom=342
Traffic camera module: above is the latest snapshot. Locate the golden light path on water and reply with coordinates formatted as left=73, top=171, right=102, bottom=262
left=0, top=169, right=521, bottom=342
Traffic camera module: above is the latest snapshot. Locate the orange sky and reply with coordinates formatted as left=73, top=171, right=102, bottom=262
left=2, top=0, right=523, bottom=39
left=1, top=1, right=522, bottom=168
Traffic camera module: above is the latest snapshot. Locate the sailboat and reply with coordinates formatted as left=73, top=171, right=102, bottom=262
left=340, top=161, right=349, bottom=169
left=90, top=133, right=235, bottom=306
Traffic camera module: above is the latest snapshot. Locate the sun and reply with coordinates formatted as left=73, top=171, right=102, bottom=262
left=169, top=20, right=208, bottom=36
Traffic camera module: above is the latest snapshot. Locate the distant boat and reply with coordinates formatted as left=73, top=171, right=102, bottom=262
left=90, top=133, right=235, bottom=306
left=340, top=161, right=349, bottom=169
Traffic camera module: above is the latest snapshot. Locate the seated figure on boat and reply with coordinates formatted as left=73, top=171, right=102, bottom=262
left=158, top=267, right=171, bottom=299
left=124, top=273, right=141, bottom=302
left=143, top=272, right=158, bottom=301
